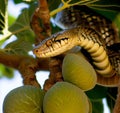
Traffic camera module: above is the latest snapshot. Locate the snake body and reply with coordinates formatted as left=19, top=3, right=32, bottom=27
left=55, top=5, right=119, bottom=47
left=33, top=5, right=120, bottom=86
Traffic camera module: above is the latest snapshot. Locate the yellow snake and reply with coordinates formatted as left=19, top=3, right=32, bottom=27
left=33, top=5, right=120, bottom=87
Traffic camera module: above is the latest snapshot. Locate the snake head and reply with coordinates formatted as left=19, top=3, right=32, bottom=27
left=33, top=29, right=79, bottom=58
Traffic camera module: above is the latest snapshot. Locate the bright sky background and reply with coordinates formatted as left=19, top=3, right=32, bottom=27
left=0, top=1, right=110, bottom=113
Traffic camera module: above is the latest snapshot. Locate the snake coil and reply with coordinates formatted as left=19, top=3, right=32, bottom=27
left=34, top=5, right=120, bottom=87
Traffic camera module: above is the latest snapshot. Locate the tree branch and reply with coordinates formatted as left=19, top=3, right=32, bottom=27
left=0, top=51, right=49, bottom=87
left=43, top=56, right=63, bottom=91
left=30, top=0, right=51, bottom=43
left=38, top=0, right=51, bottom=36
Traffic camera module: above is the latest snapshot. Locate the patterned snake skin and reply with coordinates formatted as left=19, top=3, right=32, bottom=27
left=34, top=5, right=120, bottom=87
left=55, top=5, right=119, bottom=46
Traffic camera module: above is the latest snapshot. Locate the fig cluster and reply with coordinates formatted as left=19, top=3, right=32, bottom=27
left=3, top=53, right=97, bottom=113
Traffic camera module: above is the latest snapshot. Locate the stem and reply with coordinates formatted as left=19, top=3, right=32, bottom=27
left=0, top=26, right=30, bottom=41
left=50, top=0, right=99, bottom=17
left=50, top=5, right=69, bottom=16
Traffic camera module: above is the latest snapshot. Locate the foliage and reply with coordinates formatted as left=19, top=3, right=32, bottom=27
left=0, top=0, right=120, bottom=113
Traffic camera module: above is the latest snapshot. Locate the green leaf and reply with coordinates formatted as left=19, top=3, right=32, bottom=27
left=92, top=100, right=104, bottom=113
left=13, top=0, right=24, bottom=4
left=9, top=8, right=31, bottom=33
left=0, top=0, right=9, bottom=34
left=86, top=85, right=108, bottom=100
left=4, top=36, right=33, bottom=55
left=113, top=13, right=120, bottom=36
left=13, top=0, right=37, bottom=4
left=0, top=0, right=7, bottom=31
left=6, top=8, right=35, bottom=54
left=0, top=64, right=13, bottom=78
left=9, top=5, right=36, bottom=38
left=8, top=14, right=16, bottom=26
left=92, top=9, right=118, bottom=21
left=1, top=6, right=35, bottom=42
left=106, top=88, right=117, bottom=113
left=48, top=0, right=61, bottom=11
left=88, top=0, right=120, bottom=12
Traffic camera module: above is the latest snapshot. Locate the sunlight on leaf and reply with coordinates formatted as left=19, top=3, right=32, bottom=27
left=0, top=7, right=34, bottom=42
left=0, top=0, right=8, bottom=32
left=8, top=15, right=16, bottom=26
left=0, top=0, right=12, bottom=41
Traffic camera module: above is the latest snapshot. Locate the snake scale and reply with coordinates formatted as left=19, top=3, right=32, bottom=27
left=33, top=5, right=120, bottom=87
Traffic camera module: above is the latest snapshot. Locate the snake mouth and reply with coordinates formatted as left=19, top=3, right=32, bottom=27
left=33, top=37, right=75, bottom=58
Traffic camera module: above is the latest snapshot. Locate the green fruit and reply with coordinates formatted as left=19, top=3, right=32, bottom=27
left=3, top=85, right=44, bottom=113
left=43, top=82, right=89, bottom=113
left=62, top=53, right=97, bottom=91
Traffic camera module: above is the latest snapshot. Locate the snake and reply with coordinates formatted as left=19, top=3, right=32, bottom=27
left=33, top=5, right=120, bottom=87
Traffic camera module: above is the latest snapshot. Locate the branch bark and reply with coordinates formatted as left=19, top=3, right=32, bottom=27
left=43, top=56, right=63, bottom=91
left=30, top=0, right=51, bottom=43
left=0, top=51, right=49, bottom=87
left=38, top=0, right=51, bottom=36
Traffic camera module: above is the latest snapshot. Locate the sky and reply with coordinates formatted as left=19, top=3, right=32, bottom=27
left=0, top=1, right=110, bottom=113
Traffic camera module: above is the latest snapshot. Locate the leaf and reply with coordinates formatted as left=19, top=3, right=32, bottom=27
left=91, top=99, right=104, bottom=113
left=0, top=64, right=13, bottom=78
left=0, top=3, right=36, bottom=42
left=0, top=0, right=9, bottom=35
left=49, top=0, right=120, bottom=18
left=113, top=13, right=120, bottom=36
left=0, top=0, right=7, bottom=32
left=8, top=14, right=16, bottom=26
left=86, top=85, right=108, bottom=100
left=7, top=7, right=36, bottom=53
left=106, top=88, right=117, bottom=113
left=0, top=0, right=12, bottom=45
left=88, top=0, right=120, bottom=12
left=4, top=36, right=33, bottom=55
left=48, top=0, right=61, bottom=11
left=9, top=8, right=30, bottom=33
left=13, top=0, right=37, bottom=4
left=92, top=9, right=118, bottom=21
left=9, top=5, right=36, bottom=37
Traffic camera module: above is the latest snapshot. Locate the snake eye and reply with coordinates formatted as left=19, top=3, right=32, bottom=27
left=46, top=40, right=53, bottom=46
left=55, top=37, right=68, bottom=42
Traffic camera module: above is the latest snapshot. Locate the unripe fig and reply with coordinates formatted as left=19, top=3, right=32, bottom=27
left=62, top=53, right=97, bottom=91
left=3, top=85, right=44, bottom=113
left=43, top=82, right=89, bottom=113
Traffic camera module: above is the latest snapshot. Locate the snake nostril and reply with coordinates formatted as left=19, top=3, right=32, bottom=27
left=34, top=49, right=39, bottom=53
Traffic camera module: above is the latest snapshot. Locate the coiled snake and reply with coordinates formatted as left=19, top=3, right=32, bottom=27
left=33, top=5, right=120, bottom=87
